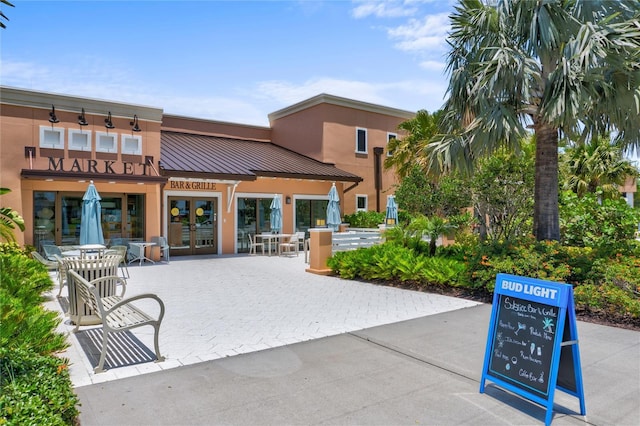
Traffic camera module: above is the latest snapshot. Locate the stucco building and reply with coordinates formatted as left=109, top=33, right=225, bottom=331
left=0, top=86, right=413, bottom=256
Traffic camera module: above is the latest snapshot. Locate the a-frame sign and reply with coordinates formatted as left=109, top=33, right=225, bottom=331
left=480, top=273, right=586, bottom=425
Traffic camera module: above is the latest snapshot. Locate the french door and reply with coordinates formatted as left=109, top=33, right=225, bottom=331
left=168, top=197, right=217, bottom=255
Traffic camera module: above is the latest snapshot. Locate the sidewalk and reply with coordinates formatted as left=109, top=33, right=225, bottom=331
left=74, top=304, right=639, bottom=425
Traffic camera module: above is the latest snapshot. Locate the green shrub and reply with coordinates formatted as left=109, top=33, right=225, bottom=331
left=574, top=283, right=640, bottom=319
left=0, top=251, right=78, bottom=424
left=0, top=347, right=79, bottom=426
left=0, top=254, right=68, bottom=355
left=560, top=191, right=640, bottom=251
left=327, top=243, right=467, bottom=287
left=343, top=211, right=385, bottom=228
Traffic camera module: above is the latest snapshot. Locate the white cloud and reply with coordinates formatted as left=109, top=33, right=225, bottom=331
left=352, top=0, right=417, bottom=19
left=255, top=76, right=448, bottom=115
left=387, top=13, right=450, bottom=53
left=419, top=59, right=447, bottom=72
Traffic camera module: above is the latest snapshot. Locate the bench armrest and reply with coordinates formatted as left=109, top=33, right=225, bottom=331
left=103, top=293, right=165, bottom=323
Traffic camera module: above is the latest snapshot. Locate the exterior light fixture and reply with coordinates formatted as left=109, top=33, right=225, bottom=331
left=104, top=111, right=115, bottom=129
left=78, top=108, right=88, bottom=126
left=48, top=105, right=59, bottom=124
left=130, top=114, right=141, bottom=132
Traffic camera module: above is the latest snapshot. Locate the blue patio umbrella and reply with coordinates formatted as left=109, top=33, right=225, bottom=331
left=326, top=183, right=341, bottom=231
left=269, top=194, right=282, bottom=233
left=385, top=195, right=399, bottom=226
left=79, top=181, right=105, bottom=245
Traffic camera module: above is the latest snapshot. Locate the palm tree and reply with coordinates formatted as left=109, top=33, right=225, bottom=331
left=562, top=136, right=639, bottom=199
left=0, top=188, right=25, bottom=242
left=428, top=0, right=640, bottom=241
left=0, top=1, right=14, bottom=29
left=384, top=109, right=442, bottom=179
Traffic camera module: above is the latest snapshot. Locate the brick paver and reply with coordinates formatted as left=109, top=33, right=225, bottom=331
left=46, top=254, right=480, bottom=387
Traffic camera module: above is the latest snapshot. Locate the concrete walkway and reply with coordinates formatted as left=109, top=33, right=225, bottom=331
left=47, top=254, right=640, bottom=425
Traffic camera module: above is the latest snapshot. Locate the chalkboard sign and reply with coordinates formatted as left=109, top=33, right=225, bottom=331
left=488, top=295, right=558, bottom=397
left=480, top=274, right=586, bottom=425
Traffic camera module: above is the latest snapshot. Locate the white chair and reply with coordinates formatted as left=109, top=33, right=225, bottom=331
left=105, top=245, right=130, bottom=278
left=295, top=232, right=306, bottom=251
left=151, top=236, right=170, bottom=263
left=279, top=234, right=299, bottom=256
left=248, top=233, right=264, bottom=255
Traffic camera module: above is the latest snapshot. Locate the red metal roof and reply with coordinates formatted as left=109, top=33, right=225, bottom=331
left=160, top=131, right=362, bottom=182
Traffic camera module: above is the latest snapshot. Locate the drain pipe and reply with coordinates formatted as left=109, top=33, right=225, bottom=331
left=373, top=147, right=383, bottom=212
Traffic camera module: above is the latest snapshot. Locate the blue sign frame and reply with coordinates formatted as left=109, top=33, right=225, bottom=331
left=480, top=273, right=586, bottom=425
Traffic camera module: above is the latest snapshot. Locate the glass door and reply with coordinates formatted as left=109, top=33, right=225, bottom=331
left=236, top=197, right=272, bottom=253
left=168, top=197, right=217, bottom=255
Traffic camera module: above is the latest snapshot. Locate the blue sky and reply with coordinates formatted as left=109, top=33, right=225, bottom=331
left=1, top=0, right=454, bottom=126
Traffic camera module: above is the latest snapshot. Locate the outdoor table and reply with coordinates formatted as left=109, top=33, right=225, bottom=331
left=77, top=243, right=106, bottom=257
left=128, top=241, right=157, bottom=266
left=257, top=233, right=293, bottom=256
left=61, top=255, right=121, bottom=325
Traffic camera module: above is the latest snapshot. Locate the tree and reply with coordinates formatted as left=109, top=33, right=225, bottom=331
left=428, top=0, right=640, bottom=241
left=561, top=135, right=639, bottom=199
left=0, top=1, right=14, bottom=29
left=472, top=143, right=535, bottom=242
left=0, top=188, right=25, bottom=242
left=384, top=109, right=443, bottom=179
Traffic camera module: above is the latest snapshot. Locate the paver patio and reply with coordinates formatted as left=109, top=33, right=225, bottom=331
left=45, top=253, right=480, bottom=387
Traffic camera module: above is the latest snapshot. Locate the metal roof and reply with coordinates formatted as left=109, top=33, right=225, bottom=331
left=160, top=131, right=362, bottom=182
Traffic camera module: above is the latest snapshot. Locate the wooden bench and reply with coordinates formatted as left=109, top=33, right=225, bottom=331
left=68, top=270, right=165, bottom=373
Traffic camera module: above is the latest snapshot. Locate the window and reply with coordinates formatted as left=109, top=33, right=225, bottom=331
left=387, top=132, right=397, bottom=156
left=356, top=128, right=367, bottom=154
left=356, top=195, right=367, bottom=212
left=121, top=134, right=142, bottom=155
left=39, top=125, right=64, bottom=149
left=95, top=131, right=118, bottom=153
left=68, top=129, right=92, bottom=152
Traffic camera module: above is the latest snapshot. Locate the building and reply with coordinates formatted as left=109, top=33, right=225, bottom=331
left=0, top=86, right=413, bottom=256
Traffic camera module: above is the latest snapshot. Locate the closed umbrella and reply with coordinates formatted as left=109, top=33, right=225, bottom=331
left=79, top=180, right=105, bottom=245
left=385, top=195, right=398, bottom=226
left=326, top=183, right=341, bottom=231
left=269, top=194, right=282, bottom=233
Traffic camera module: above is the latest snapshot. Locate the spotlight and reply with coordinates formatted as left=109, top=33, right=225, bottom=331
left=104, top=111, right=115, bottom=129
left=130, top=114, right=141, bottom=132
left=78, top=108, right=88, bottom=126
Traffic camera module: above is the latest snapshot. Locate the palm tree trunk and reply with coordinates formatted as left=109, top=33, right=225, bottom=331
left=533, top=125, right=560, bottom=241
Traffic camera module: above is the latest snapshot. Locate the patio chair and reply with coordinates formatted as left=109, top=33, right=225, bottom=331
left=127, top=243, right=144, bottom=265
left=43, top=244, right=62, bottom=261
left=31, top=251, right=66, bottom=296
left=295, top=231, right=306, bottom=251
left=279, top=234, right=299, bottom=256
left=151, top=236, right=170, bottom=263
left=248, top=233, right=264, bottom=255
left=105, top=245, right=130, bottom=278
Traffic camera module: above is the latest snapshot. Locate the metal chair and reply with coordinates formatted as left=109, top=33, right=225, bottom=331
left=105, top=245, right=130, bottom=278
left=151, top=236, right=170, bottom=263
left=43, top=244, right=62, bottom=261
left=247, top=233, right=264, bottom=255
left=279, top=234, right=299, bottom=256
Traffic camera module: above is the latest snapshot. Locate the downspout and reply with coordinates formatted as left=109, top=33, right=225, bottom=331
left=373, top=147, right=383, bottom=212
